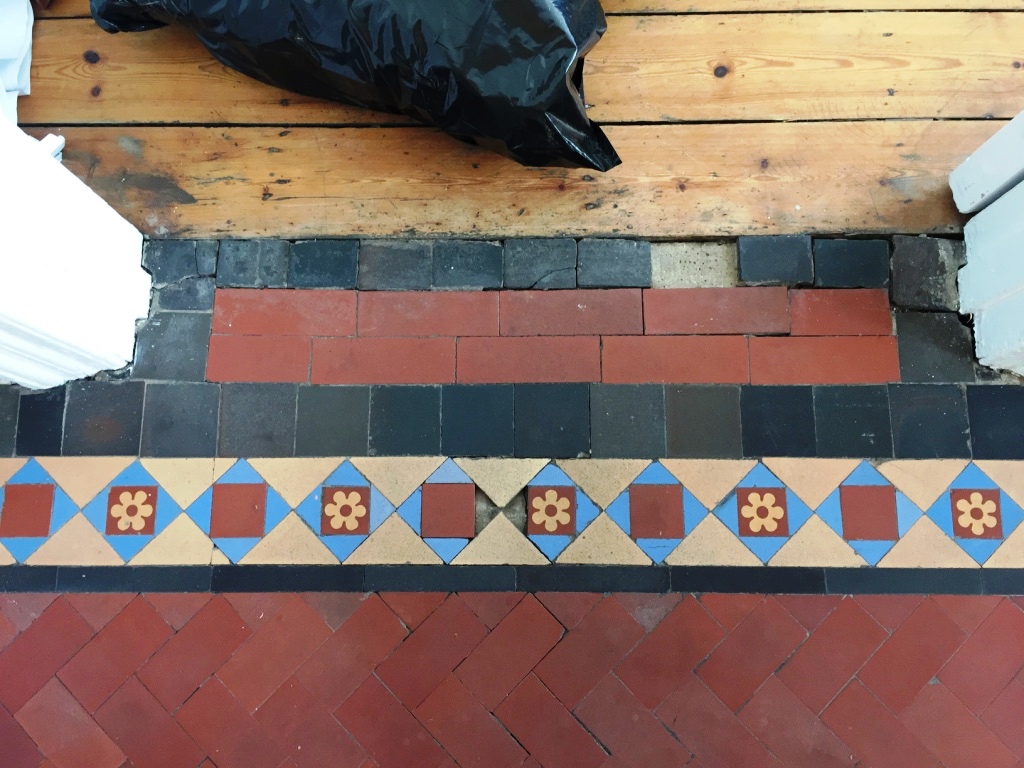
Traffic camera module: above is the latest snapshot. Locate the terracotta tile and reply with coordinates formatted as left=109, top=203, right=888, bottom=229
left=556, top=513, right=652, bottom=565
left=24, top=514, right=122, bottom=566
left=853, top=594, right=924, bottom=632
left=321, top=486, right=371, bottom=536
left=358, top=292, right=498, bottom=337
left=15, top=680, right=124, bottom=768
left=311, top=337, right=456, bottom=384
left=64, top=594, right=134, bottom=633
left=213, top=288, right=356, bottom=336
left=628, top=484, right=685, bottom=539
left=457, top=336, right=601, bottom=384
left=379, top=593, right=447, bottom=631
left=931, top=595, right=1002, bottom=634
left=457, top=593, right=525, bottom=630
left=450, top=515, right=548, bottom=566
left=300, top=593, right=368, bottom=631
left=0, top=485, right=54, bottom=537
left=859, top=598, right=966, bottom=713
left=840, top=485, right=899, bottom=540
left=0, top=610, right=17, bottom=654
left=951, top=488, right=1004, bottom=539
left=601, top=335, right=749, bottom=384
left=698, top=594, right=763, bottom=631
left=206, top=334, right=311, bottom=383
left=0, top=703, right=44, bottom=768
left=455, top=595, right=563, bottom=710
left=939, top=601, right=1024, bottom=714
left=696, top=597, right=807, bottom=712
left=775, top=595, right=842, bottom=632
left=613, top=593, right=682, bottom=633
left=534, top=596, right=644, bottom=709
left=790, top=289, right=893, bottom=336
left=982, top=679, right=1024, bottom=757
left=643, top=287, right=791, bottom=335
left=527, top=486, right=577, bottom=536
left=138, top=596, right=252, bottom=711
left=500, top=289, right=643, bottom=336
left=777, top=598, right=887, bottom=714
left=736, top=487, right=789, bottom=537
left=0, top=594, right=58, bottom=633
left=222, top=593, right=290, bottom=629
left=420, top=484, right=476, bottom=539
left=749, top=336, right=900, bottom=384
left=535, top=593, right=603, bottom=629
left=495, top=674, right=606, bottom=768
left=209, top=483, right=267, bottom=538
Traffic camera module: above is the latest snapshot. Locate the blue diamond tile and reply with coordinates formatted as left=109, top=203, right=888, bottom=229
left=635, top=538, right=681, bottom=563
left=425, top=537, right=470, bottom=563
left=842, top=461, right=892, bottom=486
left=631, top=462, right=679, bottom=485
left=398, top=489, right=422, bottom=534
left=532, top=535, right=572, bottom=561
left=213, top=537, right=263, bottom=563
left=295, top=461, right=394, bottom=541
left=524, top=464, right=600, bottom=560
left=426, top=459, right=474, bottom=485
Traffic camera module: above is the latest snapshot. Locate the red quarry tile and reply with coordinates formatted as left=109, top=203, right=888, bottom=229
left=601, top=336, right=749, bottom=384
left=840, top=485, right=899, bottom=540
left=457, top=336, right=601, bottom=383
left=739, top=676, right=854, bottom=768
left=458, top=592, right=525, bottom=629
left=657, top=674, right=779, bottom=768
left=902, top=683, right=1017, bottom=768
left=210, top=483, right=267, bottom=538
left=456, top=594, right=564, bottom=710
left=822, top=680, right=938, bottom=768
left=94, top=677, right=204, bottom=768
left=358, top=292, right=499, bottom=337
left=15, top=680, right=124, bottom=768
left=749, top=336, right=900, bottom=384
left=311, top=337, right=456, bottom=384
left=628, top=485, right=685, bottom=539
left=931, top=595, right=1002, bottom=634
left=535, top=593, right=603, bottom=629
left=144, top=593, right=213, bottom=631
left=138, top=596, right=252, bottom=712
left=697, top=597, right=807, bottom=712
left=217, top=595, right=331, bottom=712
left=534, top=596, right=644, bottom=709
left=617, top=596, right=726, bottom=709
left=300, top=593, right=369, bottom=631
left=254, top=677, right=366, bottom=768
left=415, top=676, right=527, bottom=768
left=0, top=610, right=18, bottom=653
left=335, top=676, right=447, bottom=768
left=207, top=335, right=311, bottom=383
left=213, top=288, right=356, bottom=336
left=0, top=598, right=94, bottom=713
left=0, top=594, right=58, bottom=632
left=376, top=595, right=488, bottom=709
left=175, top=678, right=286, bottom=768
left=644, top=287, right=791, bottom=336
left=295, top=594, right=408, bottom=711
left=859, top=598, right=966, bottom=714
left=58, top=596, right=172, bottom=713
left=699, top=594, right=764, bottom=631
left=577, top=675, right=692, bottom=766
left=495, top=674, right=606, bottom=768
left=775, top=595, right=842, bottom=632
left=500, top=289, right=643, bottom=336
left=853, top=594, right=924, bottom=632
left=778, top=598, right=888, bottom=714
left=982, top=679, right=1024, bottom=757
left=223, top=593, right=290, bottom=629
left=420, top=484, right=476, bottom=538
left=64, top=594, right=134, bottom=633
left=939, top=600, right=1024, bottom=714
left=0, top=704, right=44, bottom=768
left=380, top=592, right=447, bottom=631
left=613, top=593, right=682, bottom=633
left=0, top=484, right=54, bottom=537
left=790, top=288, right=893, bottom=336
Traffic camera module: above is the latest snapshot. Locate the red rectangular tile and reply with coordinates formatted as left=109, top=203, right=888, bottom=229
left=500, top=289, right=643, bottom=336
left=613, top=593, right=683, bottom=633
left=143, top=593, right=213, bottom=631
left=982, top=679, right=1024, bottom=757
left=379, top=593, right=448, bottom=631
left=0, top=594, right=58, bottom=633
left=535, top=593, right=603, bottom=629
left=644, top=287, right=791, bottom=335
left=206, top=334, right=311, bottom=383
left=0, top=485, right=54, bottom=537
left=749, top=336, right=900, bottom=384
left=358, top=292, right=499, bottom=337
left=222, top=593, right=292, bottom=629
left=601, top=335, right=749, bottom=384
left=698, top=594, right=764, bottom=631
left=458, top=592, right=526, bottom=630
left=0, top=702, right=44, bottom=768
left=0, top=611, right=18, bottom=655
left=300, top=593, right=369, bottom=631
left=311, top=337, right=456, bottom=384
left=15, top=680, right=124, bottom=768
left=213, top=288, right=356, bottom=336
left=790, top=289, right=893, bottom=336
left=930, top=595, right=1002, bottom=634
left=774, top=595, right=842, bottom=632
left=457, top=336, right=601, bottom=383
left=853, top=594, right=924, bottom=632
left=64, top=594, right=135, bottom=633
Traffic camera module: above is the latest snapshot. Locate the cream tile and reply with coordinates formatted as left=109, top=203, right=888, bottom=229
left=349, top=457, right=446, bottom=506
left=664, top=515, right=762, bottom=566
left=762, top=459, right=860, bottom=509
left=239, top=512, right=338, bottom=565
left=36, top=457, right=135, bottom=507
left=767, top=516, right=868, bottom=567
left=211, top=548, right=230, bottom=564
left=140, top=459, right=217, bottom=508
left=557, top=460, right=649, bottom=509
left=974, top=461, right=1024, bottom=509
left=212, top=458, right=237, bottom=483
left=876, top=460, right=969, bottom=511
left=129, top=515, right=214, bottom=565
left=0, top=541, right=14, bottom=565
left=983, top=523, right=1024, bottom=568
left=25, top=513, right=123, bottom=565
left=555, top=514, right=652, bottom=565
left=451, top=514, right=548, bottom=565
left=877, top=517, right=978, bottom=568
left=344, top=513, right=443, bottom=565
left=0, top=458, right=28, bottom=487
left=660, top=460, right=758, bottom=509
left=455, top=459, right=548, bottom=507
left=247, top=458, right=342, bottom=508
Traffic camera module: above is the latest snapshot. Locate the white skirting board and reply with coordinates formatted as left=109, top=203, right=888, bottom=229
left=0, top=0, right=32, bottom=123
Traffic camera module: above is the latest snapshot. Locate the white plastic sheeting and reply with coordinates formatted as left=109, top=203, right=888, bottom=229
left=0, top=0, right=32, bottom=123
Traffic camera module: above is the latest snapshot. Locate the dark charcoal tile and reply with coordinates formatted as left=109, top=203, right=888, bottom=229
left=16, top=388, right=65, bottom=456
left=142, top=240, right=198, bottom=283
left=889, top=383, right=971, bottom=458
left=517, top=566, right=669, bottom=593
left=369, top=386, right=441, bottom=455
left=981, top=569, right=1024, bottom=596
left=0, top=386, right=18, bottom=457
left=0, top=566, right=58, bottom=592
left=134, top=566, right=213, bottom=592
left=590, top=384, right=665, bottom=458
left=56, top=566, right=136, bottom=593
left=357, top=241, right=432, bottom=290
left=216, top=240, right=289, bottom=288
left=891, top=236, right=964, bottom=311
left=813, top=385, right=893, bottom=458
left=738, top=235, right=814, bottom=286
left=141, top=383, right=220, bottom=457
left=813, top=239, right=890, bottom=288
left=364, top=565, right=516, bottom=592
left=433, top=241, right=503, bottom=289
left=152, top=278, right=215, bottom=311
left=288, top=239, right=359, bottom=288
left=218, top=384, right=297, bottom=457
left=211, top=565, right=364, bottom=592
left=295, top=385, right=369, bottom=456
left=666, top=385, right=742, bottom=458
left=967, top=385, right=1024, bottom=459
left=670, top=566, right=826, bottom=594
left=741, top=386, right=816, bottom=457
left=441, top=385, right=513, bottom=456
left=63, top=381, right=145, bottom=456
left=131, top=312, right=212, bottom=382
left=577, top=239, right=652, bottom=288
left=196, top=240, right=219, bottom=276
left=826, top=568, right=982, bottom=595
left=895, top=312, right=976, bottom=383
left=514, top=384, right=590, bottom=458
left=503, top=238, right=577, bottom=289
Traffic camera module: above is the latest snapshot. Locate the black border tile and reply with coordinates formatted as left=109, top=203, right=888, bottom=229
left=813, top=385, right=893, bottom=458
left=967, top=385, right=1024, bottom=460
left=56, top=566, right=137, bottom=592
left=63, top=380, right=146, bottom=456
left=825, top=568, right=983, bottom=595
left=517, top=566, right=670, bottom=593
left=666, top=385, right=742, bottom=458
left=16, top=387, right=65, bottom=456
left=889, top=384, right=971, bottom=459
left=134, top=566, right=213, bottom=592
left=211, top=565, right=365, bottom=592
left=741, top=386, right=816, bottom=457
left=364, top=565, right=516, bottom=592
left=670, top=566, right=826, bottom=594
left=981, top=569, right=1024, bottom=596
left=0, top=566, right=58, bottom=592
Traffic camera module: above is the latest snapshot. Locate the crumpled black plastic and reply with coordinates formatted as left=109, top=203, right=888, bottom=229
left=90, top=0, right=621, bottom=171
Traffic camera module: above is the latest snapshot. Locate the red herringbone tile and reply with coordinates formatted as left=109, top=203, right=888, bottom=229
left=0, top=594, right=58, bottom=633
left=500, top=290, right=643, bottom=336
left=775, top=595, right=842, bottom=632
left=643, top=287, right=791, bottom=336
left=698, top=593, right=763, bottom=631
left=143, top=594, right=213, bottom=631
left=379, top=592, right=448, bottom=631
left=457, top=336, right=602, bottom=384
left=0, top=704, right=44, bottom=768
left=983, top=680, right=1024, bottom=757
left=213, top=289, right=356, bottom=337
left=749, top=336, right=900, bottom=384
left=311, top=337, right=456, bottom=385
left=222, top=593, right=290, bottom=629
left=535, top=596, right=644, bottom=709
left=64, top=594, right=135, bottom=633
left=0, top=609, right=17, bottom=653
left=613, top=593, right=682, bottom=633
left=300, top=593, right=369, bottom=631
left=456, top=595, right=563, bottom=710
left=601, top=336, right=750, bottom=384
left=697, top=597, right=806, bottom=712
left=207, top=335, right=311, bottom=383
left=616, top=596, right=725, bottom=710
left=535, top=593, right=603, bottom=629
left=853, top=594, right=924, bottom=631
left=458, top=592, right=526, bottom=629
left=790, top=289, right=893, bottom=336
left=931, top=594, right=1003, bottom=634
left=358, top=292, right=499, bottom=338
left=138, top=596, right=252, bottom=712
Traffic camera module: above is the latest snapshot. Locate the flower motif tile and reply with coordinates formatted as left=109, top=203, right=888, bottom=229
left=321, top=487, right=370, bottom=535
left=737, top=488, right=789, bottom=537
left=106, top=487, right=157, bottom=535
left=0, top=460, right=77, bottom=562
left=524, top=464, right=599, bottom=561
left=398, top=459, right=477, bottom=563
left=951, top=489, right=1002, bottom=539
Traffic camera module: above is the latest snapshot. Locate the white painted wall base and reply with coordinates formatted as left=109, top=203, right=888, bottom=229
left=0, top=0, right=32, bottom=123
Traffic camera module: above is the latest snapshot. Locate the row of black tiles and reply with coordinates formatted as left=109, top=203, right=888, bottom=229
left=1, top=565, right=1021, bottom=595
left=3, top=382, right=1023, bottom=459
